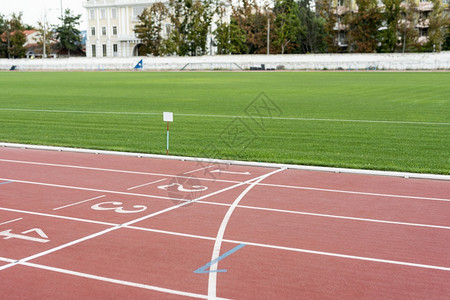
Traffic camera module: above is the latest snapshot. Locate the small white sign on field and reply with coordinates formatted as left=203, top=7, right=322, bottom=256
left=163, top=112, right=173, bottom=122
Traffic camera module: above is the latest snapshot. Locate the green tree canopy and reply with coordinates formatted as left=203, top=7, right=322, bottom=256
left=135, top=3, right=168, bottom=56
left=0, top=13, right=26, bottom=58
left=346, top=0, right=382, bottom=52
left=379, top=0, right=402, bottom=52
left=55, top=9, right=82, bottom=57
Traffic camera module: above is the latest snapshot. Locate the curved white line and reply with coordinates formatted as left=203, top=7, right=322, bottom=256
left=207, top=168, right=285, bottom=299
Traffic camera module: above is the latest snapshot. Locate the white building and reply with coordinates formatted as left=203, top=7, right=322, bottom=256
left=83, top=0, right=225, bottom=57
left=83, top=0, right=161, bottom=58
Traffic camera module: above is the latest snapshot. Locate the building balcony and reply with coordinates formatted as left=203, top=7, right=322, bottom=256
left=416, top=19, right=430, bottom=28
left=118, top=34, right=141, bottom=43
left=418, top=2, right=433, bottom=11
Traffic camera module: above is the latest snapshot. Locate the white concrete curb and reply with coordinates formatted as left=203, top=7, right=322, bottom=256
left=1, top=142, right=449, bottom=181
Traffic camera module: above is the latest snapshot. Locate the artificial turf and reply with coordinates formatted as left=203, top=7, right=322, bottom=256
left=0, top=71, right=448, bottom=174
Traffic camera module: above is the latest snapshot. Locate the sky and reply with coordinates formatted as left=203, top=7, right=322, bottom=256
left=1, top=0, right=85, bottom=28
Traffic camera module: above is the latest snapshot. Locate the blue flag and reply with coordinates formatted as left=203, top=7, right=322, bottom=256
left=134, top=59, right=143, bottom=69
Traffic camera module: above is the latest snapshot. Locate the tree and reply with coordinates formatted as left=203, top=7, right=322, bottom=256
left=296, top=0, right=326, bottom=53
left=346, top=0, right=382, bottom=52
left=443, top=27, right=450, bottom=51
left=398, top=0, right=418, bottom=53
left=186, top=0, right=213, bottom=55
left=0, top=14, right=7, bottom=58
left=426, top=0, right=448, bottom=52
left=379, top=0, right=402, bottom=52
left=163, top=0, right=213, bottom=56
left=36, top=20, right=55, bottom=57
left=1, top=13, right=27, bottom=58
left=135, top=3, right=168, bottom=56
left=214, top=3, right=247, bottom=54
left=55, top=9, right=82, bottom=57
left=316, top=0, right=339, bottom=52
left=232, top=0, right=272, bottom=54
left=273, top=0, right=302, bottom=54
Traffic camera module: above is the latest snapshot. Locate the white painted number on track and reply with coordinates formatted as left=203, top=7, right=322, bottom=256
left=157, top=183, right=208, bottom=192
left=0, top=228, right=50, bottom=243
left=91, top=202, right=147, bottom=214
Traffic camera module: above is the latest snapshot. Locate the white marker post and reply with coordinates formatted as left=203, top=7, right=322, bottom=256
left=163, top=112, right=173, bottom=155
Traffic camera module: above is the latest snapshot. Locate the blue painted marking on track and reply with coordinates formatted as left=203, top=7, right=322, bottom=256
left=0, top=181, right=14, bottom=186
left=194, top=243, right=246, bottom=274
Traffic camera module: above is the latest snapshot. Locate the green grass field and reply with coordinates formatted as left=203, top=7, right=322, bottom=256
left=0, top=71, right=449, bottom=174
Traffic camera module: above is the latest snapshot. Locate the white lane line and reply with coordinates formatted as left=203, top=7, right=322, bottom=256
left=208, top=168, right=286, bottom=299
left=0, top=207, right=117, bottom=227
left=122, top=227, right=450, bottom=271
left=0, top=177, right=188, bottom=202
left=19, top=262, right=219, bottom=299
left=235, top=205, right=450, bottom=230
left=0, top=171, right=266, bottom=273
left=1, top=158, right=448, bottom=202
left=0, top=225, right=120, bottom=272
left=0, top=218, right=23, bottom=226
left=53, top=195, right=107, bottom=211
left=1, top=175, right=448, bottom=230
left=182, top=165, right=215, bottom=175
left=0, top=210, right=448, bottom=274
left=127, top=178, right=167, bottom=191
left=1, top=108, right=448, bottom=126
left=0, top=158, right=238, bottom=184
left=0, top=257, right=16, bottom=263
left=259, top=182, right=450, bottom=202
left=223, top=240, right=450, bottom=272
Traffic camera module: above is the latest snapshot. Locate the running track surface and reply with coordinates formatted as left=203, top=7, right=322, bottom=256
left=0, top=146, right=449, bottom=299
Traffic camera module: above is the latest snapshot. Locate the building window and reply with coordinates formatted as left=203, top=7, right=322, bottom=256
left=91, top=27, right=96, bottom=36
left=112, top=26, right=118, bottom=35
left=113, top=44, right=118, bottom=57
left=111, top=8, right=117, bottom=19
left=102, top=44, right=107, bottom=57
left=92, top=45, right=96, bottom=57
left=101, top=8, right=106, bottom=19
left=89, top=9, right=95, bottom=20
left=102, top=26, right=107, bottom=36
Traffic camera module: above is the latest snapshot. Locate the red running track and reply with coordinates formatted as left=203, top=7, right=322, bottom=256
left=0, top=146, right=449, bottom=299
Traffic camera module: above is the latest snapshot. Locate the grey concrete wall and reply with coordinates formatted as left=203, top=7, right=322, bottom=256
left=1, top=52, right=449, bottom=71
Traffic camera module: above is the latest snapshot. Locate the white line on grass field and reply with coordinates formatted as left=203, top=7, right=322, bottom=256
left=0, top=108, right=448, bottom=126
left=53, top=195, right=107, bottom=211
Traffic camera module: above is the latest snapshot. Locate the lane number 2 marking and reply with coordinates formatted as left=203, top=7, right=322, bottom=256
left=91, top=202, right=147, bottom=214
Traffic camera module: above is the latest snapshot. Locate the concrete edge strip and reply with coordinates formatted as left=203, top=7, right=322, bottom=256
left=0, top=142, right=449, bottom=181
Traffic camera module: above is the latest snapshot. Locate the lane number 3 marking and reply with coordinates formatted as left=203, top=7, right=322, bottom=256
left=91, top=202, right=147, bottom=214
